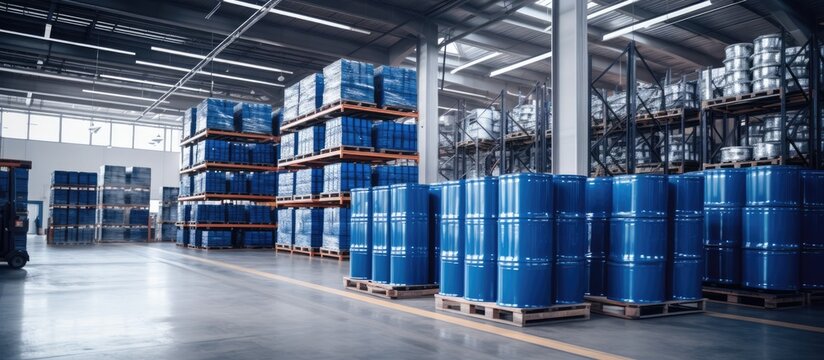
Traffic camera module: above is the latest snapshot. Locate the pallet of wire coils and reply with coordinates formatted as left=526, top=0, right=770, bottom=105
left=234, top=102, right=274, bottom=134
left=324, top=116, right=372, bottom=149
left=322, top=207, right=351, bottom=256
left=294, top=208, right=323, bottom=253
left=298, top=73, right=324, bottom=117
left=277, top=171, right=295, bottom=200
left=375, top=66, right=417, bottom=110
left=284, top=83, right=300, bottom=122
left=372, top=121, right=417, bottom=152
left=322, top=59, right=375, bottom=106
left=372, top=165, right=418, bottom=186
left=323, top=162, right=371, bottom=194
left=297, top=125, right=325, bottom=157
left=295, top=168, right=324, bottom=198
left=276, top=208, right=296, bottom=248
left=279, top=132, right=298, bottom=161
left=249, top=171, right=277, bottom=196
left=196, top=98, right=237, bottom=133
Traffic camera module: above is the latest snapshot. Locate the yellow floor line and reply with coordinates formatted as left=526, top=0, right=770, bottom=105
left=145, top=246, right=630, bottom=360
left=705, top=311, right=824, bottom=333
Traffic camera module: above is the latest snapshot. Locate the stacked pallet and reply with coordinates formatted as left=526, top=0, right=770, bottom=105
left=48, top=171, right=97, bottom=245
left=156, top=187, right=179, bottom=242
left=96, top=166, right=151, bottom=242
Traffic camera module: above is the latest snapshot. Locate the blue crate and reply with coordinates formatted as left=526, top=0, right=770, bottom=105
left=196, top=140, right=230, bottom=164
left=53, top=227, right=67, bottom=244
left=295, top=169, right=323, bottom=196
left=298, top=73, right=324, bottom=117
left=294, top=208, right=323, bottom=248
left=126, top=190, right=150, bottom=205
left=179, top=204, right=192, bottom=223
left=322, top=59, right=374, bottom=106
left=161, top=204, right=178, bottom=222
left=79, top=227, right=95, bottom=243
left=191, top=204, right=226, bottom=223
left=323, top=162, right=371, bottom=193
left=79, top=209, right=95, bottom=225
left=98, top=208, right=126, bottom=225
left=278, top=171, right=296, bottom=197
left=322, top=207, right=351, bottom=251
left=195, top=171, right=228, bottom=194
left=100, top=165, right=127, bottom=185
left=129, top=209, right=149, bottom=225
left=129, top=227, right=149, bottom=242
left=271, top=108, right=282, bottom=136
left=248, top=205, right=273, bottom=224
left=67, top=208, right=78, bottom=225
left=52, top=171, right=69, bottom=185
left=372, top=121, right=417, bottom=152
left=324, top=116, right=372, bottom=149
left=249, top=143, right=275, bottom=165
left=67, top=171, right=78, bottom=185
left=234, top=102, right=274, bottom=134
left=99, top=226, right=127, bottom=241
left=229, top=142, right=250, bottom=163
left=228, top=172, right=248, bottom=194
left=51, top=208, right=68, bottom=225
left=160, top=223, right=177, bottom=241
left=127, top=167, right=151, bottom=187
left=182, top=146, right=192, bottom=168
left=375, top=66, right=417, bottom=110
left=372, top=165, right=418, bottom=186
left=51, top=189, right=68, bottom=205
left=99, top=189, right=125, bottom=205
left=183, top=107, right=197, bottom=139
left=297, top=125, right=325, bottom=156
left=180, top=174, right=193, bottom=197
left=279, top=132, right=298, bottom=160
left=78, top=172, right=96, bottom=186
left=189, top=229, right=201, bottom=247
left=68, top=189, right=78, bottom=204
left=244, top=231, right=274, bottom=247
left=161, top=187, right=179, bottom=202
left=277, top=208, right=295, bottom=245
left=196, top=98, right=237, bottom=132
left=249, top=172, right=277, bottom=196
left=176, top=227, right=190, bottom=246
left=225, top=204, right=247, bottom=223
left=284, top=83, right=300, bottom=122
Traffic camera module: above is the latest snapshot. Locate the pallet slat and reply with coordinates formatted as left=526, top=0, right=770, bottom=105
left=585, top=296, right=705, bottom=319
left=702, top=286, right=805, bottom=309
left=435, top=295, right=590, bottom=327
left=343, top=277, right=438, bottom=299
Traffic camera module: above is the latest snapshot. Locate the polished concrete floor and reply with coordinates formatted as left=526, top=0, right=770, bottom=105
left=0, top=236, right=821, bottom=359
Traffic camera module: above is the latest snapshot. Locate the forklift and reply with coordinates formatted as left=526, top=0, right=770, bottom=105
left=0, top=159, right=31, bottom=269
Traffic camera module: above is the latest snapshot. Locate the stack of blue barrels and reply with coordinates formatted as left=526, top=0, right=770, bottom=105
left=497, top=173, right=553, bottom=307
left=389, top=184, right=430, bottom=286
left=703, top=169, right=745, bottom=286
left=742, top=166, right=800, bottom=291
left=439, top=180, right=465, bottom=297
left=349, top=188, right=372, bottom=279
left=801, top=170, right=824, bottom=290
left=585, top=177, right=611, bottom=296
left=464, top=177, right=498, bottom=302
left=608, top=175, right=669, bottom=303
left=554, top=175, right=587, bottom=304
left=667, top=174, right=704, bottom=300
left=429, top=185, right=442, bottom=285
left=371, top=186, right=392, bottom=283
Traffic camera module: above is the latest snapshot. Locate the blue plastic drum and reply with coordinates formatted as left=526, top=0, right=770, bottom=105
left=668, top=259, right=703, bottom=300
left=429, top=185, right=443, bottom=284
left=556, top=217, right=586, bottom=260
left=801, top=249, right=824, bottom=290
left=554, top=259, right=586, bottom=304
left=745, top=166, right=801, bottom=207
left=498, top=173, right=552, bottom=218
left=742, top=207, right=800, bottom=250
left=465, top=177, right=498, bottom=219
left=497, top=218, right=552, bottom=307
left=607, top=261, right=665, bottom=303
left=439, top=180, right=466, bottom=297
left=609, top=217, right=668, bottom=263
left=802, top=208, right=824, bottom=249
left=585, top=177, right=612, bottom=218
left=554, top=175, right=586, bottom=218
left=668, top=174, right=704, bottom=217
left=703, top=207, right=742, bottom=247
left=464, top=177, right=498, bottom=302
left=349, top=188, right=372, bottom=279
left=586, top=217, right=609, bottom=258
left=371, top=186, right=391, bottom=283
left=389, top=184, right=430, bottom=286
left=611, top=174, right=669, bottom=218
left=704, top=246, right=740, bottom=285
left=704, top=169, right=746, bottom=207
left=586, top=257, right=607, bottom=296
left=670, top=216, right=703, bottom=259
left=741, top=249, right=800, bottom=291
left=801, top=170, right=824, bottom=207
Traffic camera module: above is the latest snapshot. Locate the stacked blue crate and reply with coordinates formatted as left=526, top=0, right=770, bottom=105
left=294, top=208, right=324, bottom=248
left=228, top=172, right=248, bottom=194
left=295, top=169, right=324, bottom=196
left=375, top=66, right=417, bottom=110
left=226, top=204, right=247, bottom=223
left=196, top=98, right=237, bottom=132
left=277, top=208, right=295, bottom=245
left=127, top=167, right=152, bottom=187
left=322, top=163, right=371, bottom=194
left=324, top=117, right=372, bottom=149
left=244, top=231, right=275, bottom=248
left=125, top=189, right=150, bottom=205
left=201, top=230, right=233, bottom=248
left=99, top=208, right=126, bottom=225
left=100, top=227, right=126, bottom=242
left=297, top=125, right=325, bottom=156
left=278, top=171, right=296, bottom=197
left=100, top=165, right=127, bottom=185
left=195, top=171, right=227, bottom=194
left=129, top=209, right=149, bottom=225
left=183, top=107, right=197, bottom=139
left=249, top=143, right=275, bottom=165
left=298, top=73, right=324, bottom=117
left=322, top=59, right=375, bottom=106
left=181, top=145, right=192, bottom=169
left=322, top=207, right=351, bottom=251
left=190, top=228, right=202, bottom=247
left=129, top=227, right=148, bottom=242
left=271, top=108, right=283, bottom=136
left=372, top=122, right=417, bottom=152
left=229, top=142, right=249, bottom=163
left=177, top=228, right=190, bottom=246
left=249, top=172, right=277, bottom=196
left=234, top=102, right=274, bottom=134
left=279, top=132, right=298, bottom=161
left=180, top=174, right=193, bottom=196
left=178, top=204, right=192, bottom=223
left=372, top=165, right=419, bottom=186
left=99, top=189, right=125, bottom=205
left=192, top=204, right=226, bottom=223
left=196, top=140, right=230, bottom=164
left=284, top=83, right=300, bottom=121
left=248, top=205, right=273, bottom=224
left=52, top=171, right=69, bottom=185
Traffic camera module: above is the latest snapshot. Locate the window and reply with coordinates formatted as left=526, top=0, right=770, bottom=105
left=28, top=114, right=60, bottom=142
left=1, top=111, right=28, bottom=139
left=61, top=117, right=91, bottom=145
left=169, top=129, right=181, bottom=152
left=134, top=125, right=164, bottom=151
left=90, top=121, right=111, bottom=146
left=111, top=123, right=133, bottom=148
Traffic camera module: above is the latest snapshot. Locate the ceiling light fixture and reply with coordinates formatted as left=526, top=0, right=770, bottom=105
left=100, top=74, right=209, bottom=93
left=0, top=28, right=135, bottom=55
left=135, top=60, right=284, bottom=87
left=588, top=0, right=639, bottom=20
left=534, top=1, right=596, bottom=9
left=490, top=51, right=552, bottom=77
left=150, top=46, right=293, bottom=74
left=441, top=88, right=488, bottom=99
left=602, top=1, right=713, bottom=41
left=82, top=89, right=169, bottom=103
left=222, top=0, right=371, bottom=35
left=450, top=52, right=502, bottom=74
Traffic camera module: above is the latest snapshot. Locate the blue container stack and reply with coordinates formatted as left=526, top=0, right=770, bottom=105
left=176, top=227, right=190, bottom=246
left=179, top=174, right=193, bottom=197
left=196, top=140, right=230, bottom=164
left=375, top=66, right=417, bottom=110
left=200, top=230, right=233, bottom=248
left=183, top=107, right=197, bottom=139
left=249, top=172, right=277, bottom=196
left=553, top=175, right=587, bottom=304
left=299, top=73, right=324, bottom=117
left=248, top=205, right=274, bottom=224
left=464, top=177, right=498, bottom=302
left=703, top=169, right=746, bottom=286
left=297, top=125, right=325, bottom=156
left=271, top=108, right=282, bottom=136
left=244, top=231, right=275, bottom=248
left=195, top=171, right=227, bottom=194
left=324, top=117, right=372, bottom=149
left=234, top=102, right=273, bottom=134
left=608, top=174, right=669, bottom=303
left=229, top=142, right=248, bottom=163
left=371, top=186, right=392, bottom=283
left=284, top=83, right=300, bottom=121
left=323, top=207, right=351, bottom=251
left=801, top=170, right=824, bottom=290
left=277, top=208, right=295, bottom=245
left=373, top=122, right=417, bottom=152
left=439, top=180, right=466, bottom=296
left=667, top=174, right=704, bottom=300
left=97, top=166, right=151, bottom=242
left=49, top=171, right=98, bottom=245
left=372, top=165, right=418, bottom=186
left=323, top=163, right=371, bottom=194
left=429, top=184, right=442, bottom=285
left=294, top=208, right=323, bottom=248
left=585, top=177, right=611, bottom=296
left=389, top=183, right=430, bottom=286
left=350, top=188, right=373, bottom=279
left=497, top=173, right=553, bottom=308
left=196, top=98, right=237, bottom=132
left=226, top=204, right=247, bottom=223
left=158, top=187, right=179, bottom=242
left=278, top=171, right=295, bottom=197
left=249, top=143, right=275, bottom=165
left=279, top=132, right=298, bottom=161
left=191, top=204, right=225, bottom=223
left=323, top=59, right=375, bottom=106
left=295, top=169, right=323, bottom=196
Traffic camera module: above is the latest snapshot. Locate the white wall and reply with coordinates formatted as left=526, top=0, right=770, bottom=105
left=1, top=138, right=180, bottom=204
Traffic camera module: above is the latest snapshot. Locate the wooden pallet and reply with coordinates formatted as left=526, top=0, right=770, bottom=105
left=585, top=296, right=706, bottom=319
left=243, top=245, right=274, bottom=249
left=804, top=291, right=824, bottom=306
left=275, top=243, right=293, bottom=253
left=320, top=145, right=374, bottom=154
left=320, top=248, right=350, bottom=261
left=381, top=105, right=417, bottom=113
left=187, top=244, right=233, bottom=250
left=703, top=88, right=781, bottom=107
left=292, top=194, right=320, bottom=201
left=275, top=196, right=294, bottom=202
left=702, top=286, right=805, bottom=309
left=291, top=245, right=320, bottom=257
left=377, top=148, right=418, bottom=155
left=319, top=192, right=350, bottom=199
left=703, top=158, right=782, bottom=169
left=434, top=295, right=590, bottom=327
left=343, top=277, right=439, bottom=299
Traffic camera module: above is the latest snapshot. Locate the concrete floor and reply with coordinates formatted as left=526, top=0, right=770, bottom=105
left=0, top=236, right=821, bottom=360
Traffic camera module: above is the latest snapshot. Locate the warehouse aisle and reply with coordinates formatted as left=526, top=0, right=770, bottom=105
left=1, top=236, right=821, bottom=360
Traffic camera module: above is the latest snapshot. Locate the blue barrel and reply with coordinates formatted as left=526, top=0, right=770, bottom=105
left=465, top=177, right=498, bottom=302
left=609, top=217, right=667, bottom=263
left=554, top=175, right=585, bottom=218
left=607, top=261, right=665, bottom=303
left=349, top=188, right=372, bottom=279
left=742, top=207, right=800, bottom=251
left=801, top=170, right=824, bottom=207
left=745, top=166, right=801, bottom=207
left=668, top=174, right=704, bottom=217
left=669, top=259, right=703, bottom=300
left=611, top=175, right=668, bottom=218
left=670, top=217, right=703, bottom=259
left=703, top=207, right=742, bottom=247
left=371, top=186, right=391, bottom=283
left=801, top=249, right=824, bottom=290
left=497, top=173, right=552, bottom=308
left=389, top=184, right=430, bottom=286
left=586, top=217, right=609, bottom=258
left=429, top=184, right=442, bottom=285
left=440, top=180, right=465, bottom=297
left=586, top=257, right=607, bottom=296
left=741, top=249, right=800, bottom=291
left=704, top=246, right=740, bottom=285
left=585, top=177, right=612, bottom=218
left=802, top=208, right=824, bottom=249
left=704, top=169, right=746, bottom=207
left=554, top=217, right=586, bottom=304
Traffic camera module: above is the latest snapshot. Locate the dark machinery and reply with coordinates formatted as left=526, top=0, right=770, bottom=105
left=0, top=159, right=32, bottom=269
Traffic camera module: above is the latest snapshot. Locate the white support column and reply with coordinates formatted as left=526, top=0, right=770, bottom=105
left=417, top=21, right=439, bottom=183
left=551, top=0, right=588, bottom=175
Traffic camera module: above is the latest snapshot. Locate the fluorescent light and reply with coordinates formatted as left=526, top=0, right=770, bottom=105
left=441, top=88, right=488, bottom=99
left=222, top=0, right=371, bottom=35
left=150, top=46, right=294, bottom=74
left=450, top=52, right=502, bottom=74
left=0, top=28, right=135, bottom=55
left=588, top=0, right=639, bottom=20
left=100, top=74, right=209, bottom=93
left=490, top=51, right=552, bottom=77
left=535, top=1, right=596, bottom=9
left=602, top=1, right=713, bottom=41
left=135, top=60, right=285, bottom=87
left=82, top=89, right=169, bottom=103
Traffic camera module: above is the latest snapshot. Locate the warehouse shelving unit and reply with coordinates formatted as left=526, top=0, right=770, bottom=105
left=47, top=182, right=97, bottom=245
